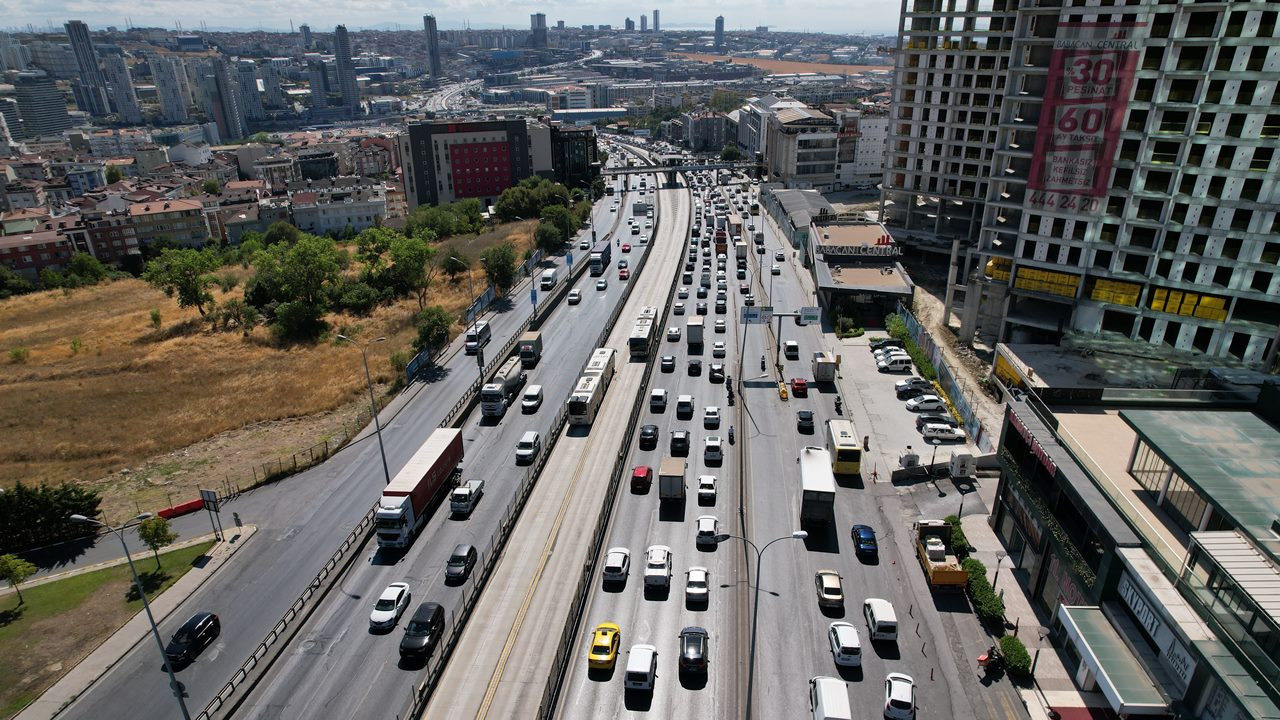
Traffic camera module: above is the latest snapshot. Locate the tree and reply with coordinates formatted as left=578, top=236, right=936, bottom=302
left=201, top=179, right=221, bottom=194
left=0, top=265, right=34, bottom=299
left=708, top=89, right=743, bottom=113
left=441, top=250, right=470, bottom=281
left=414, top=305, right=454, bottom=350
left=263, top=221, right=303, bottom=247
left=217, top=298, right=260, bottom=335
left=275, top=234, right=342, bottom=307
left=387, top=233, right=438, bottom=309
left=67, top=252, right=108, bottom=284
left=142, top=248, right=222, bottom=316
left=533, top=221, right=562, bottom=255
left=540, top=204, right=576, bottom=243
left=0, top=482, right=101, bottom=555
left=480, top=242, right=518, bottom=291
left=720, top=143, right=743, bottom=161
left=105, top=166, right=123, bottom=184
left=590, top=177, right=606, bottom=199
left=136, top=516, right=178, bottom=569
left=0, top=554, right=36, bottom=604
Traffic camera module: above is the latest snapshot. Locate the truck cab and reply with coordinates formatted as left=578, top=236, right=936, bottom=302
left=449, top=480, right=484, bottom=516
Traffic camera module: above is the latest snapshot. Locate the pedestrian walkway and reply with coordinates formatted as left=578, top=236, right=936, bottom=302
left=16, top=525, right=258, bottom=720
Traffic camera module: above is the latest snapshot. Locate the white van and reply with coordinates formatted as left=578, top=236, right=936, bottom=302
left=515, top=431, right=541, bottom=465
left=540, top=268, right=557, bottom=290
left=863, top=598, right=899, bottom=641
left=808, top=676, right=853, bottom=720
left=464, top=321, right=491, bottom=355
left=624, top=644, right=658, bottom=690
left=650, top=389, right=668, bottom=411
left=877, top=356, right=914, bottom=373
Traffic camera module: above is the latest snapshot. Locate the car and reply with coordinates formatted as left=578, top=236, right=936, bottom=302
left=797, top=410, right=815, bottom=433
left=567, top=289, right=582, bottom=305
left=874, top=349, right=912, bottom=364
left=445, top=543, right=477, bottom=582
left=697, top=475, right=717, bottom=504
left=579, top=239, right=592, bottom=250
left=851, top=524, right=879, bottom=558
left=696, top=301, right=708, bottom=315
left=716, top=289, right=728, bottom=301
left=603, top=547, right=631, bottom=582
left=618, top=258, right=629, bottom=269
left=895, top=377, right=932, bottom=392
left=712, top=341, right=726, bottom=358
left=744, top=294, right=756, bottom=306
left=827, top=622, right=863, bottom=667
left=704, top=436, right=723, bottom=462
left=688, top=359, right=703, bottom=376
left=771, top=264, right=781, bottom=275
left=739, top=282, right=750, bottom=294
left=678, top=626, right=710, bottom=673
left=714, top=299, right=727, bottom=314
left=703, top=406, right=721, bottom=428
left=667, top=326, right=681, bottom=341
left=884, top=673, right=917, bottom=719
left=661, top=355, right=675, bottom=372
left=165, top=611, right=220, bottom=664
left=775, top=250, right=786, bottom=261
left=783, top=341, right=800, bottom=359
left=398, top=602, right=445, bottom=660
left=644, top=545, right=673, bottom=587
left=708, top=363, right=725, bottom=383
left=370, top=582, right=412, bottom=630
left=587, top=622, right=622, bottom=669
left=717, top=279, right=728, bottom=291
left=621, top=243, right=632, bottom=253
left=695, top=515, right=720, bottom=545
left=671, top=429, right=690, bottom=455
left=922, top=423, right=967, bottom=442
left=906, top=395, right=948, bottom=412
left=624, top=643, right=659, bottom=691
left=696, top=285, right=709, bottom=299
left=637, top=422, right=660, bottom=449
left=685, top=567, right=710, bottom=604
left=630, top=465, right=653, bottom=493
left=814, top=570, right=844, bottom=609
left=610, top=205, right=618, bottom=212
left=869, top=337, right=905, bottom=351
left=916, top=413, right=960, bottom=431
left=673, top=302, right=686, bottom=315
left=757, top=245, right=766, bottom=255
left=790, top=378, right=808, bottom=397
left=521, top=385, right=544, bottom=412
left=619, top=267, right=630, bottom=280
left=715, top=319, right=727, bottom=333
left=677, top=286, right=689, bottom=299
left=896, top=386, right=928, bottom=400
left=596, top=279, right=608, bottom=290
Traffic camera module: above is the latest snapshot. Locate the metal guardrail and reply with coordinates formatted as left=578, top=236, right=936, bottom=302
left=197, top=506, right=376, bottom=720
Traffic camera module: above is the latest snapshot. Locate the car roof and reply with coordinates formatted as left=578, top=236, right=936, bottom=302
left=179, top=611, right=214, bottom=630
left=680, top=625, right=709, bottom=636
left=450, top=543, right=472, bottom=555
left=410, top=601, right=442, bottom=621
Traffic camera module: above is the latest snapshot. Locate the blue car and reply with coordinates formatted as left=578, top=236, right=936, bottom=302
left=851, top=524, right=878, bottom=558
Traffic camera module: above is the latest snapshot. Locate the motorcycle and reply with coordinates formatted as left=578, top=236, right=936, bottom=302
left=834, top=397, right=843, bottom=415
left=760, top=355, right=766, bottom=371
left=728, top=426, right=735, bottom=444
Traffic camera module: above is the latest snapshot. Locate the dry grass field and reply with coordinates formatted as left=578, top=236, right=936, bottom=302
left=0, top=222, right=534, bottom=520
left=675, top=53, right=888, bottom=76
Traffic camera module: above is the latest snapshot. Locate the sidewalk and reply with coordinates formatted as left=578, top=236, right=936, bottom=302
left=16, top=525, right=258, bottom=720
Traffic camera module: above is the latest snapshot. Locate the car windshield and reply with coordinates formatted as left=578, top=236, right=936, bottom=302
left=448, top=557, right=466, bottom=567
left=647, top=553, right=665, bottom=568
left=172, top=629, right=193, bottom=644
left=683, top=635, right=702, bottom=653
left=405, top=620, right=430, bottom=635
left=375, top=598, right=396, bottom=610
left=890, top=697, right=912, bottom=709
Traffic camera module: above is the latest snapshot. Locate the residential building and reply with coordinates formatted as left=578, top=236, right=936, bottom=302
left=132, top=145, right=170, bottom=173
left=625, top=18, right=636, bottom=33
left=152, top=56, right=190, bottom=123
left=764, top=105, right=838, bottom=190
left=202, top=60, right=247, bottom=142
left=295, top=149, right=339, bottom=181
left=299, top=23, right=312, bottom=50
left=714, top=16, right=725, bottom=50
left=87, top=128, right=153, bottom=157
left=653, top=10, right=660, bottom=33
left=4, top=180, right=48, bottom=209
left=0, top=34, right=31, bottom=71
left=64, top=164, right=107, bottom=196
left=288, top=178, right=386, bottom=235
left=827, top=105, right=888, bottom=189
left=0, top=228, right=73, bottom=282
left=259, top=62, right=285, bottom=110
left=424, top=15, right=444, bottom=81
left=64, top=20, right=109, bottom=117
left=82, top=209, right=139, bottom=265
left=549, top=85, right=591, bottom=110
left=253, top=154, right=298, bottom=191
left=399, top=118, right=549, bottom=210
left=640, top=15, right=648, bottom=33
left=308, top=60, right=331, bottom=109
left=236, top=61, right=265, bottom=121
left=681, top=111, right=730, bottom=152
left=103, top=55, right=143, bottom=124
left=333, top=26, right=360, bottom=116
left=128, top=198, right=209, bottom=246
left=14, top=71, right=73, bottom=139
left=26, top=41, right=77, bottom=80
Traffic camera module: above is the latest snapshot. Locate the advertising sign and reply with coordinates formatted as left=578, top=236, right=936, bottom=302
left=1027, top=22, right=1144, bottom=214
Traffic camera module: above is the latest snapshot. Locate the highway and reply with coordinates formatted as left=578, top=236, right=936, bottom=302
left=56, top=150, right=642, bottom=720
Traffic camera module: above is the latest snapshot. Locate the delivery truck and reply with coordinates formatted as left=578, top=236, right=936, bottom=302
left=812, top=351, right=838, bottom=383
left=376, top=429, right=464, bottom=549
left=480, top=356, right=528, bottom=417
left=799, top=446, right=836, bottom=525
left=539, top=268, right=558, bottom=290
left=449, top=479, right=484, bottom=517
left=517, top=331, right=543, bottom=368
left=658, top=457, right=687, bottom=504
left=686, top=316, right=704, bottom=348
left=916, top=519, right=968, bottom=589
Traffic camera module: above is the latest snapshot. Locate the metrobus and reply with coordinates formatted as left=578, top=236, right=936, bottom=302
left=799, top=446, right=837, bottom=525
left=567, top=376, right=608, bottom=425
left=825, top=419, right=863, bottom=475
left=628, top=318, right=657, bottom=359
left=583, top=347, right=617, bottom=382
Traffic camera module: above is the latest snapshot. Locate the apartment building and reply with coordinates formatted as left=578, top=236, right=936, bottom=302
left=127, top=198, right=210, bottom=246
left=764, top=106, right=839, bottom=191
left=288, top=178, right=386, bottom=236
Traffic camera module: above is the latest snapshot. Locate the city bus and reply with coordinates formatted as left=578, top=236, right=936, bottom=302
left=799, top=446, right=837, bottom=525
left=628, top=318, right=657, bottom=359
left=825, top=419, right=863, bottom=475
left=583, top=347, right=617, bottom=382
left=567, top=375, right=608, bottom=426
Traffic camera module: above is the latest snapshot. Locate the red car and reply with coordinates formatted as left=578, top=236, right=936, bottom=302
left=631, top=465, right=652, bottom=491
left=790, top=378, right=808, bottom=397
left=619, top=267, right=630, bottom=280
left=621, top=243, right=632, bottom=253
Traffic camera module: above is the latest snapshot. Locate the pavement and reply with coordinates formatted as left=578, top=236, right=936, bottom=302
left=15, top=524, right=258, bottom=720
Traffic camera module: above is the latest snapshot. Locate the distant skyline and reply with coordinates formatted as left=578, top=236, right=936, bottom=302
left=2, top=1, right=901, bottom=37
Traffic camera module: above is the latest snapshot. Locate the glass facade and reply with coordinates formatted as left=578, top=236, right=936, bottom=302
left=1182, top=545, right=1280, bottom=696
left=1128, top=439, right=1233, bottom=535
left=1131, top=442, right=1170, bottom=493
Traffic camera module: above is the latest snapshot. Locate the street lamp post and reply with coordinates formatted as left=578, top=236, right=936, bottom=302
left=70, top=513, right=191, bottom=720
left=993, top=550, right=1008, bottom=588
left=715, top=530, right=807, bottom=720
left=336, top=334, right=392, bottom=486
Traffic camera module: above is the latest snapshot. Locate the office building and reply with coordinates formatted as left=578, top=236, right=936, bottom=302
left=714, top=16, right=725, bottom=50
left=625, top=18, right=636, bottom=32
left=764, top=105, right=838, bottom=191
left=202, top=61, right=247, bottom=141
left=103, top=55, right=143, bottom=124
left=653, top=10, right=660, bottom=33
left=64, top=20, right=110, bottom=117
left=424, top=15, right=443, bottom=81
left=236, top=60, right=265, bottom=120
left=548, top=123, right=600, bottom=189
left=299, top=24, right=312, bottom=50
left=333, top=25, right=360, bottom=116
left=399, top=118, right=549, bottom=209
left=152, top=56, right=189, bottom=123
left=827, top=106, right=888, bottom=190
left=14, top=71, right=73, bottom=139
left=640, top=15, right=648, bottom=32
left=530, top=13, right=548, bottom=48
left=259, top=62, right=285, bottom=109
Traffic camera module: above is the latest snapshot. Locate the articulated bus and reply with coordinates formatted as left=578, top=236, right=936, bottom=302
left=567, top=376, right=607, bottom=426
left=628, top=318, right=658, bottom=359
left=825, top=419, right=863, bottom=475
left=583, top=347, right=617, bottom=382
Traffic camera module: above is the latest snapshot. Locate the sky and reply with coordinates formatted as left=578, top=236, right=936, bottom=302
left=2, top=0, right=902, bottom=37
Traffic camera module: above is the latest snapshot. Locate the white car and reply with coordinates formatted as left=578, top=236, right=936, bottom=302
left=596, top=279, right=608, bottom=291
left=922, top=423, right=966, bottom=442
left=667, top=326, right=681, bottom=341
left=714, top=319, right=727, bottom=333
left=712, top=341, right=726, bottom=358
left=906, top=395, right=948, bottom=412
left=874, top=348, right=911, bottom=362
left=567, top=289, right=582, bottom=305
left=704, top=436, right=723, bottom=462
left=895, top=377, right=932, bottom=392
left=644, top=545, right=673, bottom=588
left=602, top=547, right=631, bottom=583
left=678, top=287, right=689, bottom=299
left=673, top=302, right=686, bottom=315
left=697, top=475, right=716, bottom=504
left=695, top=515, right=720, bottom=545
left=521, top=385, right=543, bottom=412
left=369, top=582, right=412, bottom=629
left=685, top=566, right=710, bottom=603
left=884, top=673, right=916, bottom=719
left=703, top=406, right=721, bottom=428
left=827, top=622, right=862, bottom=667
left=771, top=264, right=781, bottom=275
left=579, top=239, right=591, bottom=250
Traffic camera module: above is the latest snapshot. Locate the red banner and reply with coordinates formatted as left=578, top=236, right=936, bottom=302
left=1027, top=22, right=1144, bottom=214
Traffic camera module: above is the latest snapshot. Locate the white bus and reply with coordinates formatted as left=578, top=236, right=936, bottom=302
left=799, top=446, right=837, bottom=525
left=583, top=347, right=617, bottom=382
left=567, top=375, right=608, bottom=425
left=628, top=318, right=658, bottom=359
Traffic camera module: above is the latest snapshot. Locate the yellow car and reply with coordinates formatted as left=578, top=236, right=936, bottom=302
left=587, top=622, right=622, bottom=669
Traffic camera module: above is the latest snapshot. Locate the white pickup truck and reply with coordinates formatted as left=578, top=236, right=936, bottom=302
left=449, top=479, right=484, bottom=516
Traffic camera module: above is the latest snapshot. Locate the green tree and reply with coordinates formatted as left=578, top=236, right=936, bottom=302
left=708, top=89, right=743, bottom=113
left=275, top=234, right=342, bottom=307
left=414, top=305, right=454, bottom=350
left=0, top=481, right=101, bottom=554
left=590, top=177, right=606, bottom=199
left=105, top=166, right=123, bottom=184
left=539, top=204, right=575, bottom=243
left=720, top=143, right=743, bottom=161
left=533, top=221, right=562, bottom=255
left=67, top=252, right=108, bottom=284
left=480, top=242, right=518, bottom=291
left=354, top=226, right=402, bottom=284
left=0, top=265, right=34, bottom=298
left=201, top=179, right=221, bottom=194
left=217, top=297, right=260, bottom=335
left=0, top=554, right=37, bottom=604
left=142, top=247, right=222, bottom=316
left=441, top=249, right=470, bottom=281
left=271, top=300, right=326, bottom=341
left=136, top=516, right=178, bottom=569
left=388, top=233, right=438, bottom=309
left=263, top=221, right=303, bottom=247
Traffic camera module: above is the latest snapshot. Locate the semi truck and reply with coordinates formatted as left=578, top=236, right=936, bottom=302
left=449, top=479, right=484, bottom=517
left=812, top=351, right=838, bottom=383
left=686, top=316, right=704, bottom=348
left=480, top=356, right=527, bottom=417
left=658, top=457, right=687, bottom=504
left=518, top=331, right=543, bottom=368
left=376, top=429, right=464, bottom=549
left=915, top=520, right=968, bottom=589
left=799, top=446, right=837, bottom=525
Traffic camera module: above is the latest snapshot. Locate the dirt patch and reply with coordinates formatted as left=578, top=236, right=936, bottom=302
left=674, top=53, right=889, bottom=76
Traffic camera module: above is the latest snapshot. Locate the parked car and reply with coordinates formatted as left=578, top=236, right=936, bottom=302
left=869, top=338, right=905, bottom=351
left=895, top=377, right=932, bottom=392
left=165, top=612, right=220, bottom=664
left=922, top=423, right=967, bottom=442
left=906, top=395, right=948, bottom=412
left=896, top=386, right=928, bottom=400
left=916, top=413, right=959, bottom=431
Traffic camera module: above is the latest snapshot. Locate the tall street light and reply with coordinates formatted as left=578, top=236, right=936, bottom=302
left=70, top=513, right=191, bottom=720
left=714, top=529, right=807, bottom=720
left=337, top=334, right=392, bottom=486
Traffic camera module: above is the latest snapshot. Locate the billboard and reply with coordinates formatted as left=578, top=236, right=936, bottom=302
left=1026, top=22, right=1144, bottom=214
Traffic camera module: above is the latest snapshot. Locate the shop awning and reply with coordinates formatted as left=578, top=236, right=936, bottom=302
left=1058, top=606, right=1168, bottom=715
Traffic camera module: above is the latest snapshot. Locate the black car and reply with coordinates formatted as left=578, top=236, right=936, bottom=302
left=897, top=386, right=928, bottom=400
left=869, top=338, right=905, bottom=352
left=399, top=602, right=444, bottom=660
left=916, top=413, right=960, bottom=431
left=445, top=543, right=477, bottom=583
left=709, top=364, right=725, bottom=383
left=797, top=410, right=815, bottom=433
left=661, top=355, right=675, bottom=373
left=696, top=286, right=708, bottom=299
left=715, top=300, right=727, bottom=314
left=165, top=611, right=220, bottom=665
left=678, top=626, right=710, bottom=673
left=671, top=429, right=691, bottom=455
left=696, top=302, right=709, bottom=315
left=639, top=424, right=659, bottom=450
left=688, top=359, right=703, bottom=376
left=851, top=524, right=879, bottom=558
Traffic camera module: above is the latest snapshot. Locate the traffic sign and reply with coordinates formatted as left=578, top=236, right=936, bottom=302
left=740, top=306, right=774, bottom=325
left=798, top=306, right=821, bottom=326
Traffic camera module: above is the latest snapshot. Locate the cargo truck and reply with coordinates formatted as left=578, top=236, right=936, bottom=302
left=517, top=331, right=543, bottom=368
left=589, top=240, right=612, bottom=276
left=799, top=446, right=836, bottom=525
left=449, top=479, right=484, bottom=517
left=658, top=457, right=687, bottom=504
left=686, top=316, right=704, bottom=348
left=480, top=356, right=527, bottom=417
left=734, top=241, right=747, bottom=261
left=376, top=429, right=464, bottom=549
left=915, top=519, right=968, bottom=589
left=812, top=351, right=838, bottom=383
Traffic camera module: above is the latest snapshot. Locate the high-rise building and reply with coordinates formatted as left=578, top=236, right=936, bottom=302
left=14, top=71, right=73, bottom=138
left=202, top=60, right=247, bottom=141
left=64, top=20, right=110, bottom=116
left=308, top=60, right=330, bottom=109
left=103, top=55, right=143, bottom=124
left=152, top=56, right=189, bottom=123
left=236, top=60, right=265, bottom=120
left=27, top=41, right=77, bottom=79
left=530, top=13, right=548, bottom=48
left=333, top=25, right=360, bottom=116
left=625, top=17, right=635, bottom=32
left=0, top=33, right=30, bottom=71
left=299, top=24, right=313, bottom=50
left=0, top=97, right=23, bottom=140
left=653, top=10, right=660, bottom=33
left=424, top=15, right=443, bottom=81
left=714, top=16, right=725, bottom=50
left=640, top=14, right=648, bottom=32
left=259, top=62, right=285, bottom=109
left=885, top=0, right=1280, bottom=365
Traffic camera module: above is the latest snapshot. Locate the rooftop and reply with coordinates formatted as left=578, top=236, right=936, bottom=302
left=814, top=222, right=891, bottom=250
left=128, top=199, right=203, bottom=216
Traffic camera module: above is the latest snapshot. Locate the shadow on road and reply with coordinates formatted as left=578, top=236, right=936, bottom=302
left=18, top=535, right=95, bottom=575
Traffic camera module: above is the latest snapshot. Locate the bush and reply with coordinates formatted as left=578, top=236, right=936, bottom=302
left=332, top=280, right=381, bottom=316
left=961, top=557, right=986, bottom=577
left=945, top=515, right=968, bottom=556
left=884, top=312, right=938, bottom=381
left=961, top=556, right=1005, bottom=622
left=9, top=347, right=30, bottom=363
left=999, top=635, right=1032, bottom=677
left=271, top=301, right=327, bottom=342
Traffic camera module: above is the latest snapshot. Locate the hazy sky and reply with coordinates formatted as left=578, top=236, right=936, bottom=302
left=3, top=0, right=901, bottom=36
